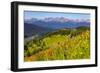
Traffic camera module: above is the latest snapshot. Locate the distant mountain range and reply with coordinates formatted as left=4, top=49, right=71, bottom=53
left=24, top=17, right=90, bottom=38
left=25, top=17, right=90, bottom=29
left=25, top=17, right=90, bottom=23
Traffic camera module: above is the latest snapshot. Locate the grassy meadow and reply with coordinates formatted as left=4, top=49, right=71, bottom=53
left=24, top=27, right=90, bottom=62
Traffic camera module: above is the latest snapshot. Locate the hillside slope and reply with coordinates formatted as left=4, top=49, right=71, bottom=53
left=24, top=27, right=90, bottom=61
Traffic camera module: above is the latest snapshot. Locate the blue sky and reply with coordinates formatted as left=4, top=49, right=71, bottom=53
left=24, top=11, right=90, bottom=20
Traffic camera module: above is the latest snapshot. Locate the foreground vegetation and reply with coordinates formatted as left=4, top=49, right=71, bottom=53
left=24, top=27, right=90, bottom=62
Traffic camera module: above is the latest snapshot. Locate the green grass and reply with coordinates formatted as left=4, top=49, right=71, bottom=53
left=24, top=27, right=90, bottom=62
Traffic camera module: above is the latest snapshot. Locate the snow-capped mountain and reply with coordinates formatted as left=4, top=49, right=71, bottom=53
left=24, top=17, right=90, bottom=37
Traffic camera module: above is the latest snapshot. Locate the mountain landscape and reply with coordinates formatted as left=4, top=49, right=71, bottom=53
left=24, top=17, right=90, bottom=37
left=24, top=16, right=90, bottom=62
